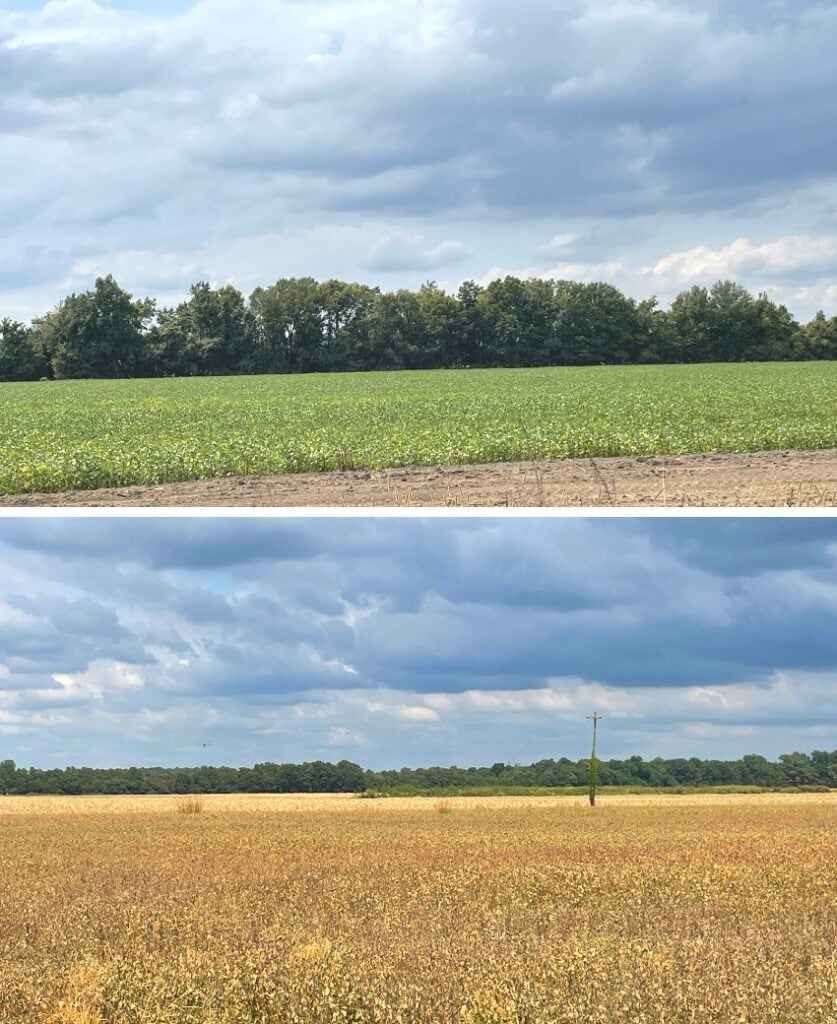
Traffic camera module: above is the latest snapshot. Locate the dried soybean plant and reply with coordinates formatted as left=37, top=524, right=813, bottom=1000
left=0, top=792, right=834, bottom=1024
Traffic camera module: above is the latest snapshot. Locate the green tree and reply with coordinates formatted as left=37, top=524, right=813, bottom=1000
left=0, top=759, right=17, bottom=795
left=316, top=279, right=379, bottom=371
left=739, top=294, right=799, bottom=361
left=667, top=281, right=780, bottom=363
left=335, top=760, right=366, bottom=792
left=778, top=752, right=817, bottom=785
left=707, top=280, right=757, bottom=361
left=416, top=282, right=461, bottom=368
left=480, top=276, right=555, bottom=367
left=551, top=281, right=644, bottom=365
left=349, top=291, right=423, bottom=370
left=150, top=283, right=255, bottom=376
left=187, top=282, right=256, bottom=374
left=0, top=319, right=38, bottom=381
left=40, top=276, right=153, bottom=380
left=799, top=311, right=837, bottom=360
left=9, top=272, right=836, bottom=381
left=456, top=280, right=491, bottom=367
left=667, top=285, right=713, bottom=362
left=250, top=278, right=325, bottom=373
left=633, top=297, right=672, bottom=363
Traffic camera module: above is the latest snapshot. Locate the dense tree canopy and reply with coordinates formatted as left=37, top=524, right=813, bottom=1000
left=3, top=275, right=836, bottom=382
left=28, top=276, right=154, bottom=380
left=0, top=318, right=40, bottom=381
left=0, top=751, right=833, bottom=796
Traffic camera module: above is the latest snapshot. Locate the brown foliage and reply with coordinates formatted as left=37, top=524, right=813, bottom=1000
left=1, top=794, right=834, bottom=1023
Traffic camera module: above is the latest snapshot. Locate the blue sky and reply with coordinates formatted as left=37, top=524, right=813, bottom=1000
left=0, top=517, right=835, bottom=769
left=2, top=0, right=837, bottom=321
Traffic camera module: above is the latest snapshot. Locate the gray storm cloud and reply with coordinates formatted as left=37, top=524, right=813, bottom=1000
left=1, top=1, right=837, bottom=320
left=0, top=519, right=835, bottom=767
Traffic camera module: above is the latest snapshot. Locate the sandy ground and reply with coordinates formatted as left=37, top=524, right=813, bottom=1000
left=2, top=447, right=837, bottom=507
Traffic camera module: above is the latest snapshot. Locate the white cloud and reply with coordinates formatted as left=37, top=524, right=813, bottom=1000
left=683, top=723, right=756, bottom=739
left=773, top=281, right=837, bottom=315
left=1, top=519, right=836, bottom=767
left=327, top=726, right=365, bottom=747
left=69, top=251, right=209, bottom=294
left=48, top=660, right=145, bottom=704
left=687, top=688, right=733, bottom=711
left=303, top=646, right=359, bottom=677
left=394, top=705, right=441, bottom=723
left=395, top=706, right=440, bottom=722
left=0, top=707, right=74, bottom=735
left=7, top=0, right=120, bottom=46
left=644, top=235, right=837, bottom=287
left=474, top=260, right=628, bottom=289
left=0, top=710, right=22, bottom=735
left=364, top=234, right=471, bottom=273
left=538, top=233, right=578, bottom=257
left=312, top=670, right=837, bottom=731
left=0, top=601, right=37, bottom=628
left=468, top=232, right=837, bottom=319
left=2, top=0, right=836, bottom=322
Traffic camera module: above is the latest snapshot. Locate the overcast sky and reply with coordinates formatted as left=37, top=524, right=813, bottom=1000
left=1, top=517, right=835, bottom=769
left=2, top=0, right=837, bottom=322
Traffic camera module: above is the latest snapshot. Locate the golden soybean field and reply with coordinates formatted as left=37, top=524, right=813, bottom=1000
left=1, top=794, right=834, bottom=1024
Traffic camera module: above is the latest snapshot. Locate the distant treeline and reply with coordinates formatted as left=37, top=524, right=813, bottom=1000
left=1, top=750, right=834, bottom=796
left=2, top=274, right=837, bottom=382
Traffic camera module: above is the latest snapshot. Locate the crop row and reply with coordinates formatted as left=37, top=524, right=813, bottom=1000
left=1, top=362, right=836, bottom=494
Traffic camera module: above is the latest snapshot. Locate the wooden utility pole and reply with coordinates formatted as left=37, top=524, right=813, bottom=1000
left=586, top=712, right=603, bottom=807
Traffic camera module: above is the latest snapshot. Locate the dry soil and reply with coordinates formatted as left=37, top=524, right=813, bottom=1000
left=2, top=447, right=837, bottom=507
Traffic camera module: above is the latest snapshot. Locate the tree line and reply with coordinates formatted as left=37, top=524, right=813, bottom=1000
left=2, top=274, right=837, bottom=383
left=0, top=750, right=833, bottom=796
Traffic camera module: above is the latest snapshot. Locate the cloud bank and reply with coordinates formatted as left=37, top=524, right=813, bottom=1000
left=1, top=518, right=835, bottom=768
left=1, top=1, right=837, bottom=320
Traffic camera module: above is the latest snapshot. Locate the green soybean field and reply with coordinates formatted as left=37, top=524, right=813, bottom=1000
left=1, top=362, right=836, bottom=496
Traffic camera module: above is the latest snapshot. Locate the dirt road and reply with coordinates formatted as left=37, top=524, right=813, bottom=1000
left=2, top=448, right=836, bottom=507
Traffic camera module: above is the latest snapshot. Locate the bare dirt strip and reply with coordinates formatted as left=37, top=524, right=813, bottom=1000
left=2, top=447, right=837, bottom=507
